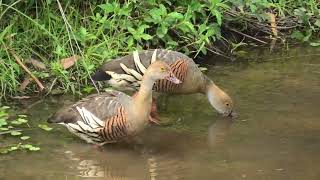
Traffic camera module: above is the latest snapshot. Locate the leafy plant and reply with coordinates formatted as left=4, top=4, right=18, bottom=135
left=0, top=0, right=319, bottom=99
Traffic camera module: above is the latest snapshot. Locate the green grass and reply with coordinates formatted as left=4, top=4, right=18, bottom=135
left=0, top=0, right=319, bottom=99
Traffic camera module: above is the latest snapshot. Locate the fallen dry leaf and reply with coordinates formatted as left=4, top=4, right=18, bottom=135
left=26, top=58, right=47, bottom=70
left=19, top=77, right=32, bottom=91
left=11, top=96, right=31, bottom=99
left=60, top=55, right=81, bottom=69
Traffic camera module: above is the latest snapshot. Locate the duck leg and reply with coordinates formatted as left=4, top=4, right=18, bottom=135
left=149, top=97, right=161, bottom=125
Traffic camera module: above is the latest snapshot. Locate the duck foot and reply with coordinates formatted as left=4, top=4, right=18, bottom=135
left=148, top=114, right=161, bottom=125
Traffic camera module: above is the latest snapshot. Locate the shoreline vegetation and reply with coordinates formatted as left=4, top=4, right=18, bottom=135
left=0, top=0, right=320, bottom=100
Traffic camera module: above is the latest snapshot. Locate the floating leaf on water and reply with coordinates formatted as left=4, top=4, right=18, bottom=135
left=10, top=131, right=22, bottom=136
left=310, top=42, right=320, bottom=47
left=20, top=136, right=30, bottom=140
left=17, top=118, right=28, bottom=123
left=0, top=149, right=8, bottom=154
left=199, top=67, right=208, bottom=72
left=29, top=146, right=40, bottom=151
left=22, top=144, right=33, bottom=149
left=8, top=146, right=19, bottom=151
left=38, top=124, right=53, bottom=131
left=22, top=144, right=40, bottom=151
left=10, top=120, right=23, bottom=125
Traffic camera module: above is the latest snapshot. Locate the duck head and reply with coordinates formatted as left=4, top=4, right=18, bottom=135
left=206, top=81, right=236, bottom=118
left=146, top=61, right=181, bottom=84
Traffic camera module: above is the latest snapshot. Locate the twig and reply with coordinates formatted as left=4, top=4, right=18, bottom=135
left=226, top=27, right=268, bottom=44
left=10, top=51, right=45, bottom=91
left=206, top=47, right=233, bottom=60
left=45, top=77, right=58, bottom=96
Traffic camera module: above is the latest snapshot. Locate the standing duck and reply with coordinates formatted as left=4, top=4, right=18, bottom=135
left=47, top=61, right=181, bottom=145
left=92, top=49, right=235, bottom=118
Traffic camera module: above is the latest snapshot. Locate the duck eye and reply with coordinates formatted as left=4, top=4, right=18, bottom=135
left=226, top=103, right=229, bottom=106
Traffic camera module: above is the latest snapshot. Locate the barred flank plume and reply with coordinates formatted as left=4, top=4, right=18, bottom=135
left=100, top=106, right=128, bottom=142
left=62, top=105, right=128, bottom=144
left=154, top=59, right=188, bottom=92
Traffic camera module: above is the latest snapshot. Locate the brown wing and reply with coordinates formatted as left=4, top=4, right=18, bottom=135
left=153, top=59, right=188, bottom=93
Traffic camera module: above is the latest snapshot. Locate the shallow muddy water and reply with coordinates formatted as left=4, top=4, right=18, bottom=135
left=1, top=47, right=320, bottom=180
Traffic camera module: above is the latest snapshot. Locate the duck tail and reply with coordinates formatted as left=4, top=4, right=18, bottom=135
left=91, top=69, right=112, bottom=81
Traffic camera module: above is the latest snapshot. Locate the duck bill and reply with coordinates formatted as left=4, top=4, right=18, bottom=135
left=224, top=111, right=238, bottom=118
left=165, top=73, right=181, bottom=84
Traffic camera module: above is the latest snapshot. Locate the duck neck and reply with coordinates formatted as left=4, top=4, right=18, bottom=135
left=204, top=78, right=221, bottom=104
left=133, top=72, right=155, bottom=115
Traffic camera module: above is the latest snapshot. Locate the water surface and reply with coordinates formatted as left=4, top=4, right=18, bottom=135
left=1, top=47, right=320, bottom=180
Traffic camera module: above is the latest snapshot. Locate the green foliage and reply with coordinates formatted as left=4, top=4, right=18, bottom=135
left=226, top=0, right=320, bottom=44
left=0, top=0, right=319, bottom=99
left=0, top=106, right=51, bottom=154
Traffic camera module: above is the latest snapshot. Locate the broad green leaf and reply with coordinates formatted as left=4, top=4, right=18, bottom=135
left=178, top=21, right=195, bottom=33
left=119, top=5, right=131, bottom=16
left=189, top=1, right=202, bottom=11
left=141, top=34, right=153, bottom=40
left=199, top=24, right=208, bottom=34
left=0, top=119, right=7, bottom=127
left=38, top=124, right=53, bottom=131
left=159, top=4, right=167, bottom=15
left=127, top=37, right=134, bottom=47
left=99, top=3, right=115, bottom=14
left=290, top=31, right=304, bottom=41
left=314, top=20, right=320, bottom=28
left=249, top=4, right=257, bottom=13
left=149, top=8, right=163, bottom=22
left=303, top=30, right=312, bottom=42
left=167, top=12, right=184, bottom=21
left=138, top=25, right=150, bottom=34
left=127, top=27, right=136, bottom=34
left=156, top=25, right=168, bottom=38
left=212, top=9, right=222, bottom=25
